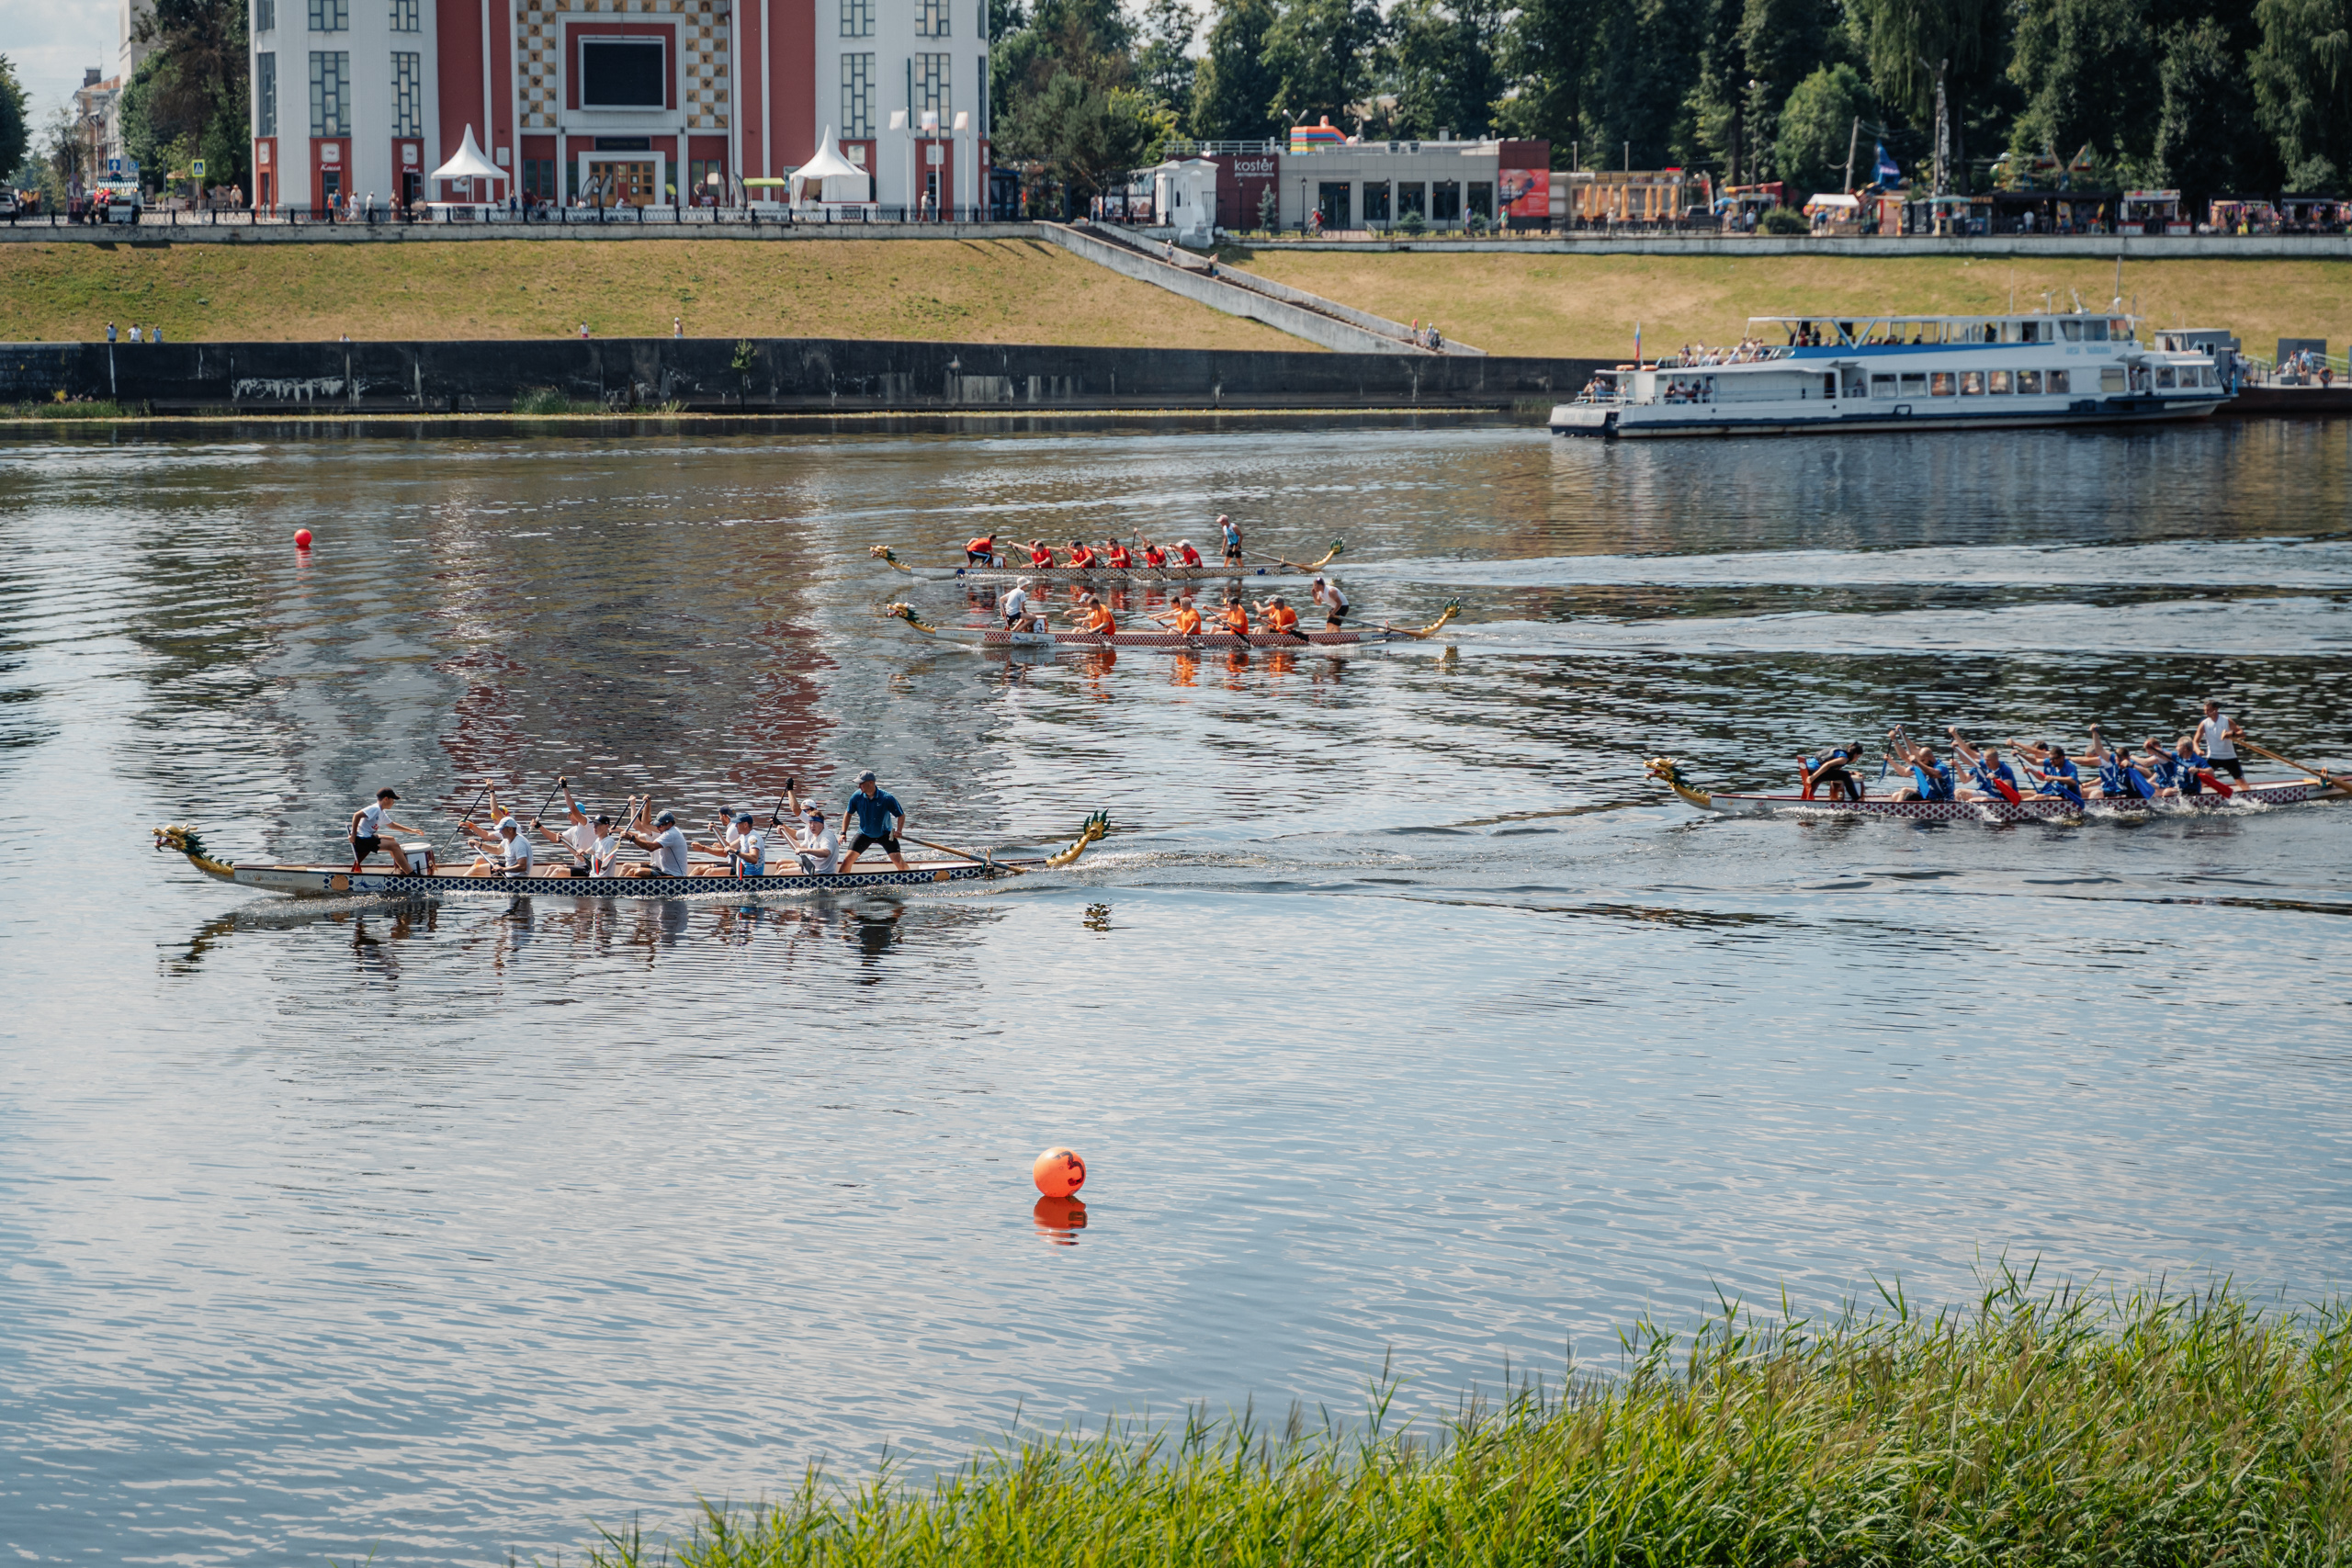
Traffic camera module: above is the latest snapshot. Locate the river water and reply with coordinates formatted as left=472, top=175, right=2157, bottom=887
left=4, top=417, right=2349, bottom=1565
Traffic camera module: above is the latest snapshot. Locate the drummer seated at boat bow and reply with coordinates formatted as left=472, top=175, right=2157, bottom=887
left=617, top=807, right=693, bottom=878
left=1001, top=580, right=1045, bottom=631
left=838, top=771, right=910, bottom=874
left=462, top=815, right=536, bottom=877
left=967, top=533, right=1001, bottom=567
left=350, top=788, right=427, bottom=873
left=1796, top=744, right=1865, bottom=802
left=1883, top=730, right=1955, bottom=802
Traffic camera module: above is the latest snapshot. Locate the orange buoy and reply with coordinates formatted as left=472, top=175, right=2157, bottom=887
left=1032, top=1145, right=1086, bottom=1197
left=294, top=529, right=313, bottom=548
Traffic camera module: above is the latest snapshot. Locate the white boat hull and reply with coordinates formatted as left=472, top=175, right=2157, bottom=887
left=1551, top=395, right=2226, bottom=438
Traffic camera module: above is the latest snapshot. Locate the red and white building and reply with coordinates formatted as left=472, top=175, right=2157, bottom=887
left=247, top=0, right=990, bottom=210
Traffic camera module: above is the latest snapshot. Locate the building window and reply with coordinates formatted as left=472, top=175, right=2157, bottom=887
left=309, top=50, right=349, bottom=135
left=522, top=156, right=559, bottom=201
left=1430, top=178, right=1459, bottom=221
left=976, top=0, right=985, bottom=39
left=391, top=51, right=421, bottom=135
left=841, top=53, right=874, bottom=138
left=916, top=0, right=948, bottom=36
left=840, top=0, right=872, bottom=36
left=579, top=39, right=665, bottom=107
left=256, top=51, right=277, bottom=134
left=254, top=0, right=275, bottom=31
left=977, top=55, right=987, bottom=134
left=687, top=157, right=725, bottom=201
left=308, top=0, right=346, bottom=30
left=390, top=0, right=417, bottom=29
left=913, top=52, right=949, bottom=125
left=1467, top=181, right=1493, bottom=219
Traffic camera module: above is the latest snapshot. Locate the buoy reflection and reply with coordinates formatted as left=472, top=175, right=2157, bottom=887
left=1031, top=1195, right=1089, bottom=1245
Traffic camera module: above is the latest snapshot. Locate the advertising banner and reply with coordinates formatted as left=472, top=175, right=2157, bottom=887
left=1501, top=167, right=1549, bottom=220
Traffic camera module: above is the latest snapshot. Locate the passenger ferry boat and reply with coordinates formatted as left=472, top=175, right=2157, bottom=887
left=1550, top=310, right=2229, bottom=437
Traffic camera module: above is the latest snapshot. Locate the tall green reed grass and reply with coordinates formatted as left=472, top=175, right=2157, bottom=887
left=591, top=1267, right=2352, bottom=1566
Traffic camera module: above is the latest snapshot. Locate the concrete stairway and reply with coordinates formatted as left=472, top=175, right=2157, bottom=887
left=1039, top=222, right=1484, bottom=355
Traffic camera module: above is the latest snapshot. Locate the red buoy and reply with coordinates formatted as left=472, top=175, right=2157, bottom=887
left=1032, top=1145, right=1086, bottom=1198
left=294, top=528, right=313, bottom=548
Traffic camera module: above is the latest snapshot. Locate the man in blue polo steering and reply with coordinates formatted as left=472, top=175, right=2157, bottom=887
left=838, top=771, right=910, bottom=874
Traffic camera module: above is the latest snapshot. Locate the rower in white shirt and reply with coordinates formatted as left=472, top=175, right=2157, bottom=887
left=784, top=787, right=843, bottom=875
left=460, top=815, right=535, bottom=878
left=618, top=806, right=692, bottom=878
left=691, top=810, right=767, bottom=876
left=530, top=781, right=605, bottom=874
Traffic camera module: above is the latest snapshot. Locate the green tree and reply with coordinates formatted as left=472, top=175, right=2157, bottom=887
left=119, top=0, right=251, bottom=193
left=992, top=0, right=1133, bottom=130
left=1190, top=0, right=1282, bottom=138
left=1263, top=0, right=1385, bottom=129
left=1134, top=0, right=1201, bottom=122
left=1387, top=0, right=1510, bottom=140
left=0, top=55, right=29, bottom=187
left=1847, top=0, right=2007, bottom=189
left=1494, top=0, right=1594, bottom=158
left=1776, top=61, right=1872, bottom=194
left=998, top=73, right=1171, bottom=208
left=2154, top=16, right=2273, bottom=203
left=2007, top=0, right=2155, bottom=176
left=1579, top=0, right=1706, bottom=170
left=2250, top=0, right=2352, bottom=191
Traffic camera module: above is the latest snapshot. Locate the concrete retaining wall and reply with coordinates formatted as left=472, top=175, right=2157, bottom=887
left=1035, top=224, right=1417, bottom=355
left=0, top=336, right=1600, bottom=412
left=1237, top=232, right=2352, bottom=259
left=0, top=217, right=1038, bottom=245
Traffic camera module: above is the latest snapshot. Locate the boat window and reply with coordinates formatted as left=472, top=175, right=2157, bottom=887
left=2018, top=369, right=2042, bottom=394
left=1871, top=373, right=1896, bottom=398
left=2085, top=319, right=2109, bottom=343
left=2061, top=320, right=2083, bottom=342
left=1989, top=370, right=2012, bottom=393
left=2020, top=321, right=2043, bottom=343
left=1930, top=372, right=1957, bottom=396
left=2157, top=367, right=2177, bottom=389
left=2109, top=318, right=2132, bottom=342
left=2048, top=368, right=2070, bottom=394
left=2099, top=366, right=2126, bottom=391
left=1900, top=372, right=1928, bottom=396
left=1960, top=370, right=1984, bottom=395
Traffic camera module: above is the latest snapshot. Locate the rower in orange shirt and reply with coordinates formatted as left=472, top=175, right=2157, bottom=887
left=1177, top=539, right=1204, bottom=568
left=1066, top=537, right=1098, bottom=569
left=1069, top=591, right=1117, bottom=637
left=1140, top=537, right=1168, bottom=568
left=1029, top=538, right=1056, bottom=569
left=1256, top=594, right=1304, bottom=639
left=1154, top=593, right=1205, bottom=636
left=1218, top=596, right=1250, bottom=637
left=1104, top=539, right=1133, bottom=569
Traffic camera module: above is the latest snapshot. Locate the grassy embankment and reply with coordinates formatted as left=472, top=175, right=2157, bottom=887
left=589, top=1277, right=2352, bottom=1566
left=0, top=238, right=1298, bottom=349
left=1228, top=249, right=2352, bottom=362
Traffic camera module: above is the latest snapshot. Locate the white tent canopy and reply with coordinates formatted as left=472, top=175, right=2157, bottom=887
left=430, top=126, right=502, bottom=186
left=791, top=128, right=868, bottom=203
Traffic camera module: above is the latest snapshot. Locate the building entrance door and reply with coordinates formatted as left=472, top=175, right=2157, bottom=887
left=318, top=169, right=343, bottom=213
left=1317, top=181, right=1351, bottom=231
left=588, top=160, right=656, bottom=207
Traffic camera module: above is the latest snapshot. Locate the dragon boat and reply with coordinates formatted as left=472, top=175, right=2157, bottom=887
left=868, top=541, right=1343, bottom=585
left=882, top=601, right=1458, bottom=651
left=1645, top=757, right=2346, bottom=823
left=153, top=814, right=1108, bottom=899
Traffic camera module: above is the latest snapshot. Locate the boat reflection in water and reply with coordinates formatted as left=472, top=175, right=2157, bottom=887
left=1032, top=1195, right=1089, bottom=1246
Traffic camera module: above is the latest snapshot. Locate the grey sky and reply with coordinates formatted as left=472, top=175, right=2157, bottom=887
left=9, top=0, right=125, bottom=123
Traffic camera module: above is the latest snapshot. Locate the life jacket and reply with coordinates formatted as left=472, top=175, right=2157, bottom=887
left=1179, top=546, right=1203, bottom=566
left=1972, top=761, right=2022, bottom=805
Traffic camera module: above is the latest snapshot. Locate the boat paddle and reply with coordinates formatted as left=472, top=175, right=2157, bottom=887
left=2239, top=738, right=2338, bottom=784
left=527, top=775, right=569, bottom=834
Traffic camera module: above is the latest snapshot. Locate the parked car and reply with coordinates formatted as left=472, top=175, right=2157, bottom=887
left=0, top=189, right=21, bottom=220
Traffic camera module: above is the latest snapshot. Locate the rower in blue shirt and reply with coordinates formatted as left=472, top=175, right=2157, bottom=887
left=837, top=769, right=910, bottom=874
left=1884, top=728, right=1955, bottom=802
left=2010, top=738, right=2086, bottom=806
left=1945, top=727, right=2022, bottom=804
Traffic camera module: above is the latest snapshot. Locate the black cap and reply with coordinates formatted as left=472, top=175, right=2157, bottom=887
left=378, top=788, right=399, bottom=800
left=654, top=810, right=676, bottom=827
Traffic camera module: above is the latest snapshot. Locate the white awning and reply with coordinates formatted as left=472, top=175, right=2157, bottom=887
left=794, top=129, right=862, bottom=185
left=430, top=126, right=501, bottom=184
left=1804, top=192, right=1861, bottom=209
